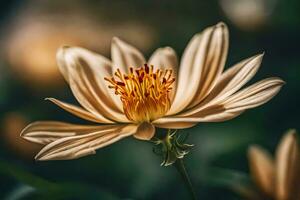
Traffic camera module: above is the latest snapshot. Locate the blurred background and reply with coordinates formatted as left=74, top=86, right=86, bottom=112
left=0, top=0, right=299, bottom=199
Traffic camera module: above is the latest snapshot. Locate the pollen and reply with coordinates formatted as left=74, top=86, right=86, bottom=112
left=105, top=64, right=175, bottom=123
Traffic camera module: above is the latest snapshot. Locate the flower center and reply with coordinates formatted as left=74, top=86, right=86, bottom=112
left=105, top=64, right=175, bottom=123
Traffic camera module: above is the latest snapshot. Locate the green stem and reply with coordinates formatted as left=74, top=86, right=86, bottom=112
left=174, top=159, right=197, bottom=200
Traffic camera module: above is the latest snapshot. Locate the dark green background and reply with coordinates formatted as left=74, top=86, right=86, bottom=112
left=0, top=0, right=299, bottom=199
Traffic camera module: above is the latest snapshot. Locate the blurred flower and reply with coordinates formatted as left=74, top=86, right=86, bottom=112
left=5, top=21, right=81, bottom=89
left=2, top=112, right=42, bottom=159
left=21, top=22, right=283, bottom=161
left=241, top=129, right=299, bottom=200
left=220, top=0, right=277, bottom=31
left=3, top=6, right=156, bottom=89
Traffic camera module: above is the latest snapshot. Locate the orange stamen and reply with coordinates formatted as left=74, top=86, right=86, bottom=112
left=105, top=64, right=175, bottom=123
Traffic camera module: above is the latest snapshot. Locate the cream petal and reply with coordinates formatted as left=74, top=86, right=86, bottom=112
left=133, top=122, right=155, bottom=140
left=153, top=108, right=243, bottom=124
left=153, top=121, right=197, bottom=129
left=154, top=78, right=283, bottom=124
left=35, top=124, right=137, bottom=160
left=210, top=54, right=264, bottom=103
left=275, top=129, right=299, bottom=200
left=111, top=37, right=146, bottom=74
left=56, top=46, right=70, bottom=82
left=222, top=78, right=284, bottom=112
left=46, top=98, right=114, bottom=124
left=57, top=47, right=129, bottom=122
left=68, top=77, right=117, bottom=122
left=168, top=22, right=228, bottom=115
left=57, top=46, right=123, bottom=111
left=68, top=70, right=128, bottom=122
left=155, top=104, right=243, bottom=123
left=248, top=145, right=275, bottom=196
left=180, top=54, right=264, bottom=116
left=21, top=121, right=115, bottom=144
left=192, top=77, right=283, bottom=116
left=148, top=47, right=178, bottom=100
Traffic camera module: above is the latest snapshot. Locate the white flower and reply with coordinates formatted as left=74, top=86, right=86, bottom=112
left=21, top=22, right=284, bottom=160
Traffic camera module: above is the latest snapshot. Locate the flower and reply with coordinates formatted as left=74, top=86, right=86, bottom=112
left=21, top=22, right=284, bottom=161
left=246, top=130, right=299, bottom=200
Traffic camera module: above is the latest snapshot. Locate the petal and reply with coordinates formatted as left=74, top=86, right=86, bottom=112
left=153, top=106, right=243, bottom=124
left=168, top=22, right=228, bottom=115
left=155, top=104, right=241, bottom=123
left=180, top=53, right=264, bottom=116
left=46, top=98, right=114, bottom=124
left=111, top=37, right=146, bottom=74
left=57, top=46, right=123, bottom=112
left=57, top=47, right=129, bottom=122
left=156, top=78, right=283, bottom=124
left=222, top=78, right=284, bottom=112
left=35, top=124, right=137, bottom=160
left=21, top=121, right=113, bottom=144
left=210, top=54, right=264, bottom=103
left=148, top=47, right=178, bottom=72
left=68, top=77, right=112, bottom=121
left=133, top=122, right=155, bottom=140
left=275, top=129, right=299, bottom=200
left=148, top=47, right=178, bottom=100
left=248, top=145, right=275, bottom=196
left=153, top=121, right=197, bottom=129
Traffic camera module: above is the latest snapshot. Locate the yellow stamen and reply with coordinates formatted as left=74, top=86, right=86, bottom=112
left=105, top=64, right=175, bottom=123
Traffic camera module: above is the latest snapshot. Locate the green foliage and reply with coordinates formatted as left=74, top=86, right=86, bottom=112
left=0, top=161, right=120, bottom=200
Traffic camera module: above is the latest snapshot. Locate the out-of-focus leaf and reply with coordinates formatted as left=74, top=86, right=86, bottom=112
left=204, top=167, right=251, bottom=188
left=4, top=185, right=35, bottom=200
left=0, top=160, right=55, bottom=190
left=0, top=160, right=120, bottom=200
left=33, top=182, right=120, bottom=200
left=203, top=167, right=262, bottom=200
